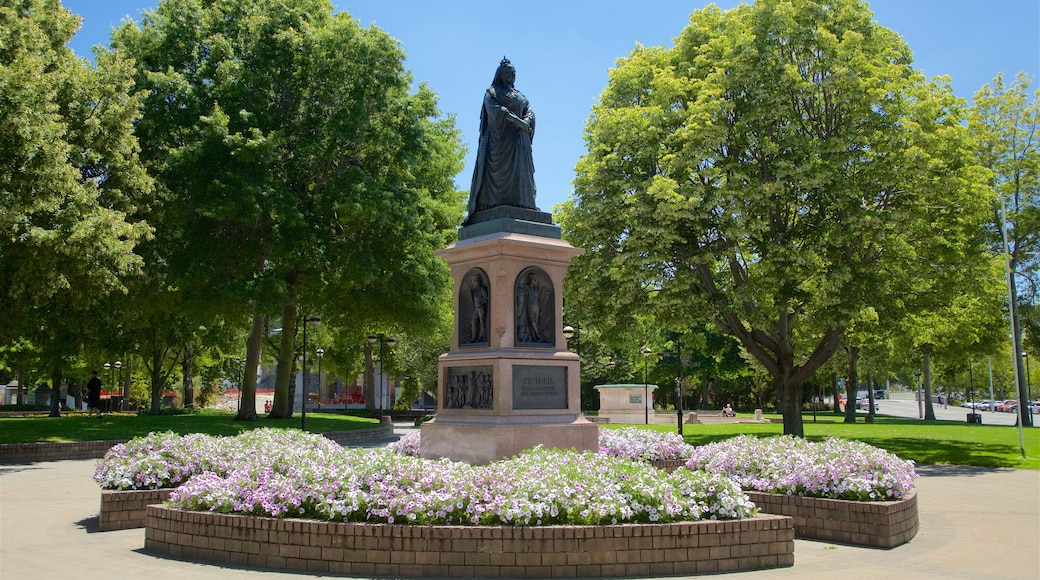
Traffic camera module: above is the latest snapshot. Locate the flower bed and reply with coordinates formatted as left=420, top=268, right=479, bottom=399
left=686, top=435, right=919, bottom=547
left=97, top=429, right=755, bottom=526
left=685, top=435, right=917, bottom=501
left=145, top=506, right=794, bottom=577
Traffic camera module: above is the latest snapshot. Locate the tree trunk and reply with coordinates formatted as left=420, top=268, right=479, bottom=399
left=235, top=307, right=263, bottom=421
left=182, top=343, right=194, bottom=408
left=777, top=378, right=805, bottom=437
left=48, top=362, right=62, bottom=417
left=844, top=346, right=858, bottom=423
left=149, top=348, right=164, bottom=415
left=923, top=354, right=936, bottom=421
left=73, top=376, right=83, bottom=411
left=866, top=372, right=876, bottom=421
left=831, top=371, right=841, bottom=414
left=271, top=295, right=298, bottom=419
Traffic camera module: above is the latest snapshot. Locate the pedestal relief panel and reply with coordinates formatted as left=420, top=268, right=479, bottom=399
left=422, top=229, right=596, bottom=464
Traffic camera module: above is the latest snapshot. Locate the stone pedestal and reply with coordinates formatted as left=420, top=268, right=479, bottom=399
left=421, top=225, right=597, bottom=464
left=595, top=383, right=658, bottom=425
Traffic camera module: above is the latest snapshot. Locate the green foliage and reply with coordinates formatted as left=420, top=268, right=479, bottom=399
left=561, top=0, right=992, bottom=437
left=0, top=0, right=153, bottom=414
left=105, top=0, right=466, bottom=418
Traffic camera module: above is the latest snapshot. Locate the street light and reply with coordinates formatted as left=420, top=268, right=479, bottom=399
left=914, top=370, right=922, bottom=419
left=114, top=360, right=122, bottom=410
left=368, top=334, right=396, bottom=420
left=642, top=346, right=652, bottom=425
left=562, top=324, right=580, bottom=355
left=301, top=315, right=321, bottom=431
left=316, top=348, right=324, bottom=410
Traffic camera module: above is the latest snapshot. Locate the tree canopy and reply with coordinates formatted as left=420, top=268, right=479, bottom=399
left=0, top=0, right=153, bottom=413
left=559, top=0, right=992, bottom=436
left=109, top=0, right=466, bottom=417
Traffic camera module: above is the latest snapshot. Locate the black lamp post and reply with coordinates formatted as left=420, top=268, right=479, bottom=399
left=316, top=348, right=324, bottom=410
left=114, top=360, right=122, bottom=410
left=301, top=315, right=321, bottom=431
left=103, top=362, right=111, bottom=413
left=642, top=346, right=652, bottom=425
left=368, top=334, right=396, bottom=420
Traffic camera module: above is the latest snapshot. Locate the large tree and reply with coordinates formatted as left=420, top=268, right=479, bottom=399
left=969, top=72, right=1038, bottom=427
left=110, top=0, right=465, bottom=419
left=0, top=0, right=152, bottom=414
left=559, top=0, right=991, bottom=436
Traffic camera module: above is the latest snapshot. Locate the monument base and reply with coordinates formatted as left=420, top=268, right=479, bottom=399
left=420, top=416, right=598, bottom=465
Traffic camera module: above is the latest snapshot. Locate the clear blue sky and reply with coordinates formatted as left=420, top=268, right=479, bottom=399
left=64, top=0, right=1039, bottom=215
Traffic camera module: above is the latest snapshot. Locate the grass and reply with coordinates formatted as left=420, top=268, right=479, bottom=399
left=608, top=414, right=1040, bottom=470
left=4, top=409, right=1037, bottom=470
left=0, top=411, right=380, bottom=444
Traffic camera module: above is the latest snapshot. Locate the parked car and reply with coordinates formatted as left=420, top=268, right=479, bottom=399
left=995, top=399, right=1018, bottom=412
left=856, top=398, right=879, bottom=412
left=1029, top=401, right=1040, bottom=414
left=874, top=390, right=885, bottom=400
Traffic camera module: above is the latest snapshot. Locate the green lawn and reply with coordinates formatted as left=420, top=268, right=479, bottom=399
left=4, top=410, right=1037, bottom=470
left=609, top=415, right=1040, bottom=470
left=0, top=411, right=380, bottom=444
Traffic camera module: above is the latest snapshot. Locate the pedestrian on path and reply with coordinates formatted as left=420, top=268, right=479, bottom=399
left=86, top=371, right=102, bottom=418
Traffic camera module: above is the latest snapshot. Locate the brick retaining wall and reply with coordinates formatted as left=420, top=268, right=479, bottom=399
left=0, top=440, right=127, bottom=463
left=744, top=488, right=918, bottom=548
left=145, top=506, right=794, bottom=578
left=100, top=489, right=175, bottom=531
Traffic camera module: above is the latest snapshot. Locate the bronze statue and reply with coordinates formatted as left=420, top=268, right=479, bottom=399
left=465, top=57, right=538, bottom=224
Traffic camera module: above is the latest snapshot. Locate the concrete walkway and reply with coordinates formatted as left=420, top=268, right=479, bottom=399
left=1, top=425, right=1037, bottom=579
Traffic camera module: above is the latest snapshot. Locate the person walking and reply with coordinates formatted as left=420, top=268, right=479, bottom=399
left=86, top=371, right=103, bottom=418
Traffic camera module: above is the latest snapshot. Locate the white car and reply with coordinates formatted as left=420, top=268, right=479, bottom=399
left=856, top=398, right=879, bottom=412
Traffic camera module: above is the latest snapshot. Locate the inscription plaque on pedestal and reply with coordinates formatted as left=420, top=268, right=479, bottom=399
left=512, top=365, right=567, bottom=410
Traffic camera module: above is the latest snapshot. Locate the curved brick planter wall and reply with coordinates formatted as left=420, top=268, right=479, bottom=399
left=100, top=489, right=175, bottom=531
left=0, top=440, right=127, bottom=463
left=744, top=488, right=918, bottom=548
left=145, top=506, right=794, bottom=578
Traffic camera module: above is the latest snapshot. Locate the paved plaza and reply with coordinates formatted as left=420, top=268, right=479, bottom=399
left=1, top=423, right=1037, bottom=579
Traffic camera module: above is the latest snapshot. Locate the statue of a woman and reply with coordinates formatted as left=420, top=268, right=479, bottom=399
left=465, top=58, right=537, bottom=224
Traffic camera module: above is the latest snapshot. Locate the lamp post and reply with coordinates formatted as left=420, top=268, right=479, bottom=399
left=103, top=362, right=111, bottom=412
left=562, top=324, right=580, bottom=355
left=114, top=360, right=122, bottom=410
left=676, top=336, right=684, bottom=437
left=915, top=369, right=922, bottom=419
left=642, top=346, right=652, bottom=425
left=234, top=358, right=243, bottom=412
left=316, top=348, right=324, bottom=410
left=367, top=334, right=396, bottom=420
left=301, top=315, right=321, bottom=431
